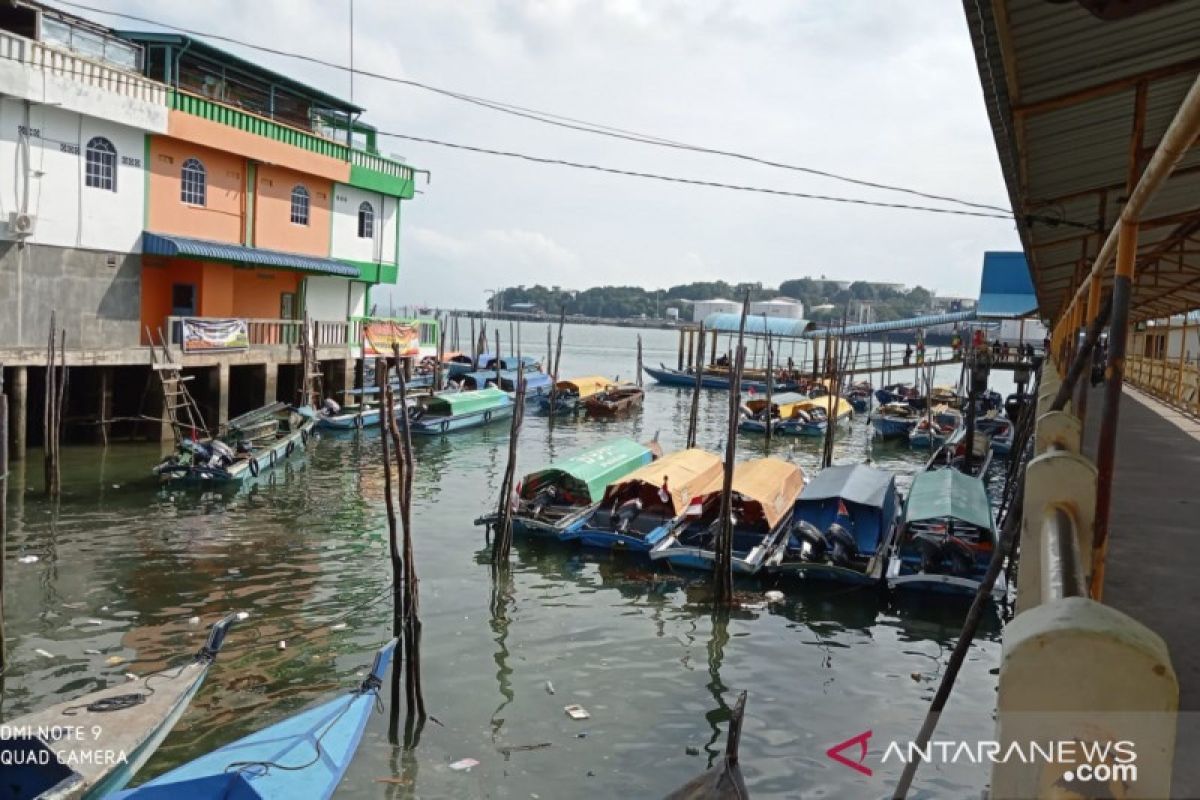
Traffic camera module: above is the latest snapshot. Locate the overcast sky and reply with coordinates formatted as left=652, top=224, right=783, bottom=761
left=97, top=0, right=1021, bottom=307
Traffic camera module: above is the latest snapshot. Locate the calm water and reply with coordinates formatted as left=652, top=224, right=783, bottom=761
left=1, top=323, right=1014, bottom=798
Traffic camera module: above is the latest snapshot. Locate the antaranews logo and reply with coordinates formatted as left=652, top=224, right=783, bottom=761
left=824, top=731, right=1138, bottom=788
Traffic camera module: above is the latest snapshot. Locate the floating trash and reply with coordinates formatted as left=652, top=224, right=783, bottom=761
left=188, top=616, right=201, bottom=626
left=277, top=641, right=287, bottom=650
left=84, top=648, right=102, bottom=655
left=330, top=622, right=348, bottom=631
left=449, top=758, right=480, bottom=772
left=764, top=590, right=786, bottom=603
left=18, top=555, right=38, bottom=564
left=564, top=704, right=590, bottom=721
left=106, top=655, right=126, bottom=666
left=544, top=680, right=555, bottom=695
left=235, top=611, right=250, bottom=621
left=34, top=648, right=55, bottom=659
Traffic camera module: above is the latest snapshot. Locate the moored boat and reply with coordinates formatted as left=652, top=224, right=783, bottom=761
left=977, top=413, right=1014, bottom=456
left=908, top=407, right=963, bottom=449
left=474, top=438, right=660, bottom=539
left=870, top=402, right=920, bottom=438
left=582, top=383, right=644, bottom=417
left=455, top=369, right=553, bottom=398
left=154, top=403, right=315, bottom=486
left=3, top=613, right=238, bottom=799
left=643, top=364, right=800, bottom=392
left=537, top=376, right=612, bottom=415
left=774, top=397, right=854, bottom=437
left=111, top=639, right=397, bottom=800
left=650, top=457, right=805, bottom=575
left=845, top=381, right=873, bottom=413
left=569, top=449, right=724, bottom=552
left=766, top=463, right=899, bottom=586
left=875, top=383, right=920, bottom=406
left=886, top=468, right=1004, bottom=599
left=407, top=387, right=513, bottom=435
left=737, top=392, right=808, bottom=434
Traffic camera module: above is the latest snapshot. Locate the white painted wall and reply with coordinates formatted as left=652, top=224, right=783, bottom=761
left=0, top=97, right=147, bottom=252
left=304, top=275, right=353, bottom=321
left=349, top=281, right=368, bottom=318
left=331, top=183, right=400, bottom=266
left=997, top=318, right=1048, bottom=343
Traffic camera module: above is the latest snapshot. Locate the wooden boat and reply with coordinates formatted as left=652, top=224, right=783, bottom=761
left=475, top=438, right=660, bottom=539
left=977, top=413, right=1014, bottom=455
left=845, top=381, right=873, bottom=413
left=111, top=639, right=397, bottom=800
left=3, top=613, right=238, bottom=799
left=870, top=401, right=920, bottom=438
left=766, top=463, right=899, bottom=586
left=663, top=691, right=748, bottom=800
left=407, top=387, right=513, bottom=435
left=582, top=384, right=645, bottom=417
left=443, top=352, right=478, bottom=376
left=650, top=458, right=805, bottom=575
left=774, top=397, right=854, bottom=437
left=481, top=354, right=542, bottom=372
left=875, top=383, right=921, bottom=406
left=316, top=401, right=385, bottom=431
left=908, top=407, right=963, bottom=449
left=643, top=363, right=800, bottom=392
left=928, top=385, right=962, bottom=408
left=455, top=369, right=553, bottom=398
left=537, top=376, right=611, bottom=415
left=154, top=403, right=316, bottom=486
left=737, top=392, right=808, bottom=434
left=886, top=468, right=1004, bottom=599
left=569, top=449, right=724, bottom=552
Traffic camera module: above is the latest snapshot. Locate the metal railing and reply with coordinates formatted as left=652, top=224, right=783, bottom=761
left=1126, top=353, right=1200, bottom=416
left=0, top=29, right=167, bottom=105
left=165, top=317, right=361, bottom=350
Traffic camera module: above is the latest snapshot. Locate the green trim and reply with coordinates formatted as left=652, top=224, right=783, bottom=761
left=341, top=259, right=397, bottom=285
left=169, top=90, right=417, bottom=188
left=348, top=163, right=415, bottom=198
left=394, top=198, right=402, bottom=282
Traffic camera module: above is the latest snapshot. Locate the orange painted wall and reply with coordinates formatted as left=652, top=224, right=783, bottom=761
left=140, top=256, right=206, bottom=343
left=168, top=109, right=350, bottom=184
left=254, top=165, right=332, bottom=257
left=231, top=268, right=301, bottom=318
left=147, top=137, right=245, bottom=243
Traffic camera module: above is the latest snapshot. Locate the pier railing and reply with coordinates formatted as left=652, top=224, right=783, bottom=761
left=991, top=359, right=1178, bottom=798
left=165, top=317, right=362, bottom=351
left=1125, top=353, right=1200, bottom=416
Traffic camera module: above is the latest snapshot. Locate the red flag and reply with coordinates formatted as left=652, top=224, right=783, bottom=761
left=837, top=499, right=850, bottom=518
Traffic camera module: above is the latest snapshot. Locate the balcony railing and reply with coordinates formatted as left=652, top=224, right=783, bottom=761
left=165, top=317, right=363, bottom=351
left=170, top=90, right=415, bottom=185
left=0, top=28, right=167, bottom=106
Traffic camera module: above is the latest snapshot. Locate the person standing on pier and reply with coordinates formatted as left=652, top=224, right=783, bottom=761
left=904, top=344, right=913, bottom=366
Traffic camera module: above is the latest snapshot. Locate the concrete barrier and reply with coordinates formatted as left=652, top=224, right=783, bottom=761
left=1034, top=410, right=1082, bottom=454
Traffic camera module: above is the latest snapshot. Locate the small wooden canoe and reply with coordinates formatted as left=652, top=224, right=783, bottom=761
left=1, top=613, right=238, bottom=799
left=582, top=385, right=644, bottom=417
left=110, top=639, right=398, bottom=800
left=663, top=691, right=748, bottom=800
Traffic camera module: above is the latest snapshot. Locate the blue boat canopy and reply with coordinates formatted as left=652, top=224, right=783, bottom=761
left=144, top=232, right=360, bottom=278
left=977, top=251, right=1038, bottom=319
left=800, top=463, right=896, bottom=509
left=702, top=313, right=815, bottom=338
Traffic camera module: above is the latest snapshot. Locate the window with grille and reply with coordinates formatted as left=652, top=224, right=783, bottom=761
left=85, top=137, right=117, bottom=191
left=357, top=201, right=374, bottom=238
left=291, top=185, right=310, bottom=225
left=181, top=158, right=206, bottom=206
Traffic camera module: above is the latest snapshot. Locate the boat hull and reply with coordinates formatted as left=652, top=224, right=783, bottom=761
left=871, top=416, right=915, bottom=438
left=570, top=521, right=673, bottom=552
left=157, top=413, right=316, bottom=487
left=767, top=561, right=883, bottom=586
left=643, top=365, right=797, bottom=392
left=409, top=404, right=513, bottom=435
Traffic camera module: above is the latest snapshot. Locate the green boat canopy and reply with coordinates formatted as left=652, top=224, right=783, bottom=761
left=422, top=387, right=510, bottom=416
left=522, top=438, right=654, bottom=504
left=903, top=469, right=995, bottom=531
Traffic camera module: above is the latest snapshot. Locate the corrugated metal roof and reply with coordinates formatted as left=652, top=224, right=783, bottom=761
left=702, top=313, right=815, bottom=338
left=143, top=233, right=360, bottom=278
left=967, top=0, right=1200, bottom=323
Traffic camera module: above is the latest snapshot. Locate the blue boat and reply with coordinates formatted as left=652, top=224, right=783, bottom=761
left=569, top=449, right=724, bottom=552
left=886, top=468, right=1004, bottom=599
left=643, top=364, right=800, bottom=392
left=154, top=403, right=316, bottom=486
left=455, top=370, right=552, bottom=399
left=475, top=438, right=660, bottom=539
left=737, top=392, right=808, bottom=434
left=774, top=397, right=854, bottom=437
left=976, top=414, right=1014, bottom=455
left=874, top=383, right=916, bottom=405
left=482, top=354, right=542, bottom=372
left=3, top=613, right=238, bottom=799
left=536, top=376, right=612, bottom=415
left=407, top=387, right=513, bottom=435
left=650, top=458, right=804, bottom=574
left=766, top=464, right=899, bottom=586
left=909, top=408, right=963, bottom=449
left=870, top=402, right=920, bottom=438
left=111, top=639, right=397, bottom=800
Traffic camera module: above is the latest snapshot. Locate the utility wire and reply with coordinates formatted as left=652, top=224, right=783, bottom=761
left=377, top=131, right=1015, bottom=220
left=58, top=0, right=1014, bottom=215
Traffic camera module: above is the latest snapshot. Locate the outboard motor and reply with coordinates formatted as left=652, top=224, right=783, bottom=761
left=911, top=531, right=975, bottom=576
left=824, top=523, right=858, bottom=568
left=793, top=520, right=826, bottom=561
left=943, top=536, right=976, bottom=577
left=208, top=439, right=236, bottom=467
left=322, top=397, right=342, bottom=417
left=530, top=485, right=558, bottom=519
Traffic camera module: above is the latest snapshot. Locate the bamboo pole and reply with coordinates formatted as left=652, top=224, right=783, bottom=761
left=494, top=328, right=502, bottom=388
left=44, top=314, right=55, bottom=495
left=376, top=358, right=404, bottom=688
left=764, top=326, right=774, bottom=450
left=714, top=294, right=750, bottom=607
left=547, top=308, right=566, bottom=427
left=636, top=334, right=644, bottom=388
left=686, top=323, right=706, bottom=449
left=492, top=369, right=527, bottom=563
left=470, top=316, right=477, bottom=367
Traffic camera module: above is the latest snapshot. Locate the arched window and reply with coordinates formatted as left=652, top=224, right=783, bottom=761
left=85, top=136, right=117, bottom=191
left=290, top=185, right=310, bottom=225
left=357, top=201, right=374, bottom=239
left=180, top=158, right=206, bottom=206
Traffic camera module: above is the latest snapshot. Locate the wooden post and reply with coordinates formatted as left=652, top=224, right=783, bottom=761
left=435, top=330, right=446, bottom=392
left=765, top=329, right=774, bottom=450
left=687, top=328, right=696, bottom=370
left=710, top=329, right=718, bottom=367
left=546, top=324, right=553, bottom=375
left=677, top=328, right=686, bottom=371
left=715, top=295, right=750, bottom=607
left=547, top=308, right=566, bottom=425
left=686, top=323, right=706, bottom=449
left=494, top=328, right=502, bottom=388
left=469, top=316, right=477, bottom=367
left=493, top=368, right=526, bottom=563
left=376, top=358, right=403, bottom=656
left=636, top=334, right=644, bottom=388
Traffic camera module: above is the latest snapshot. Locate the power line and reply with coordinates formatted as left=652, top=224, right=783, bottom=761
left=57, top=0, right=1014, bottom=214
left=377, top=131, right=1016, bottom=221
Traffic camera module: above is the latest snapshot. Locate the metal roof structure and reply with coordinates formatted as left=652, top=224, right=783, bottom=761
left=143, top=233, right=360, bottom=278
left=977, top=251, right=1039, bottom=318
left=966, top=0, right=1200, bottom=323
left=814, top=310, right=978, bottom=338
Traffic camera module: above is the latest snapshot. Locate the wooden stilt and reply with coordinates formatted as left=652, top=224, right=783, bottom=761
left=686, top=323, right=706, bottom=449
left=714, top=294, right=750, bottom=607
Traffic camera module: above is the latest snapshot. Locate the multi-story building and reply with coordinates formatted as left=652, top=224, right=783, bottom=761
left=0, top=1, right=424, bottom=457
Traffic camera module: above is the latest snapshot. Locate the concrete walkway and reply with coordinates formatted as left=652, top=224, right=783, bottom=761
left=1083, top=384, right=1200, bottom=798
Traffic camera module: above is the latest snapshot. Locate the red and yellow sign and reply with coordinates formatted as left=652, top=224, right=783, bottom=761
left=363, top=320, right=419, bottom=357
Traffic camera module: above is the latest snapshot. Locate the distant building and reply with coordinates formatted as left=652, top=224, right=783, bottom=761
left=691, top=298, right=741, bottom=321
left=749, top=296, right=805, bottom=320
left=931, top=295, right=979, bottom=313
left=665, top=307, right=680, bottom=320
left=508, top=302, right=539, bottom=313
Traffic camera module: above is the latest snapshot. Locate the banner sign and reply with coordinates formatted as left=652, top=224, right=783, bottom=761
left=363, top=320, right=420, bottom=358
left=181, top=318, right=249, bottom=352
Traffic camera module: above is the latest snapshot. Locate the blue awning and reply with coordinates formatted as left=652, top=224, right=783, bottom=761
left=702, top=313, right=815, bottom=338
left=977, top=251, right=1038, bottom=319
left=143, top=232, right=359, bottom=278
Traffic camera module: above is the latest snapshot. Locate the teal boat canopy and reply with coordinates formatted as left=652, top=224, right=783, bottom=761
left=522, top=438, right=654, bottom=504
left=903, top=469, right=995, bottom=531
left=422, top=387, right=510, bottom=416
